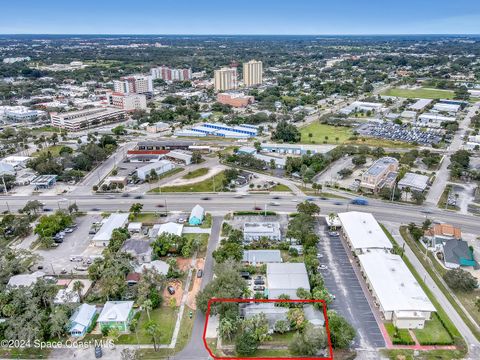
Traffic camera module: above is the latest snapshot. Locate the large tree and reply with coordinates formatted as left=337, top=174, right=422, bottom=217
left=327, top=310, right=356, bottom=349
left=443, top=268, right=478, bottom=292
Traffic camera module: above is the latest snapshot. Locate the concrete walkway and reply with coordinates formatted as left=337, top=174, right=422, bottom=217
left=182, top=227, right=211, bottom=234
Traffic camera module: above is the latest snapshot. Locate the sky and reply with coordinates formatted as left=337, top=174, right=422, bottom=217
left=1, top=0, right=479, bottom=35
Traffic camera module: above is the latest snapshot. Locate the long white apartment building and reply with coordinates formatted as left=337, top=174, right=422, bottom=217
left=106, top=92, right=147, bottom=111
left=243, top=60, right=263, bottom=87
left=51, top=107, right=126, bottom=131
left=214, top=67, right=237, bottom=92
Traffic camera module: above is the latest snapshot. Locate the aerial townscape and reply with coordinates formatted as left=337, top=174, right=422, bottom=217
left=1, top=2, right=480, bottom=360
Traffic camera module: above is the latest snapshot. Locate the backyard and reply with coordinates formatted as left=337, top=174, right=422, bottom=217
left=413, top=314, right=453, bottom=345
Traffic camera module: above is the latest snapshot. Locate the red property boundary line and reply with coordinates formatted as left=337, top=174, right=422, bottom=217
left=203, top=298, right=333, bottom=360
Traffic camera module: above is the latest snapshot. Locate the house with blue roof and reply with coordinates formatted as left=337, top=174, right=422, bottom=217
left=69, top=303, right=97, bottom=337
left=189, top=204, right=205, bottom=225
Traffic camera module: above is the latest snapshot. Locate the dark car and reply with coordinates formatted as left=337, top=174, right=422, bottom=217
left=121, top=193, right=130, bottom=198
left=134, top=195, right=143, bottom=199
left=240, top=271, right=251, bottom=279
left=94, top=346, right=102, bottom=358
left=156, top=204, right=165, bottom=208
left=253, top=286, right=265, bottom=291
left=43, top=208, right=53, bottom=212
left=254, top=206, right=262, bottom=211
left=54, top=238, right=64, bottom=244
left=167, top=286, right=175, bottom=295
left=273, top=196, right=281, bottom=199
left=254, top=280, right=265, bottom=285
left=201, top=197, right=211, bottom=200
left=91, top=207, right=100, bottom=211
left=197, top=269, right=203, bottom=278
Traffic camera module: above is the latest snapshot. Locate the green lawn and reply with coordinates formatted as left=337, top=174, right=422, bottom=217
left=117, top=306, right=177, bottom=345
left=183, top=233, right=209, bottom=258
left=157, top=167, right=184, bottom=180
left=33, top=145, right=64, bottom=157
left=152, top=171, right=226, bottom=193
left=182, top=168, right=209, bottom=179
left=280, top=249, right=304, bottom=263
left=381, top=349, right=467, bottom=360
left=382, top=87, right=455, bottom=99
left=245, top=349, right=291, bottom=358
left=413, top=313, right=453, bottom=345
left=384, top=323, right=415, bottom=345
left=300, top=123, right=352, bottom=144
left=200, top=213, right=212, bottom=228
left=130, top=212, right=162, bottom=225
left=300, top=122, right=413, bottom=148
left=269, top=183, right=291, bottom=192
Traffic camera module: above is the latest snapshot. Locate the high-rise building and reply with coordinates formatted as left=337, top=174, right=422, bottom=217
left=150, top=66, right=192, bottom=81
left=113, top=75, right=153, bottom=94
left=243, top=60, right=263, bottom=87
left=214, top=67, right=238, bottom=92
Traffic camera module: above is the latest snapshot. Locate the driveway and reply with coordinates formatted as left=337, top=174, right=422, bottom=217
left=316, top=221, right=385, bottom=349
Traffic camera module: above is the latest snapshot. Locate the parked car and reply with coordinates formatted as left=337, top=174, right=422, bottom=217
left=197, top=269, right=203, bottom=278
left=328, top=231, right=339, bottom=237
left=64, top=227, right=74, bottom=233
left=167, top=286, right=176, bottom=295
left=318, top=265, right=328, bottom=270
left=94, top=346, right=102, bottom=358
left=240, top=271, right=251, bottom=279
left=177, top=217, right=186, bottom=224
left=54, top=238, right=64, bottom=244
left=70, top=256, right=83, bottom=262
left=254, top=280, right=265, bottom=285
left=253, top=286, right=265, bottom=291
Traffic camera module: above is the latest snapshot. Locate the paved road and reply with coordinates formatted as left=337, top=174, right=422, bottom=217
left=174, top=216, right=223, bottom=360
left=426, top=103, right=479, bottom=205
left=317, top=223, right=385, bottom=349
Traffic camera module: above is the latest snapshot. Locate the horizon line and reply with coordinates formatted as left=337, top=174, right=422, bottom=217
left=0, top=33, right=480, bottom=37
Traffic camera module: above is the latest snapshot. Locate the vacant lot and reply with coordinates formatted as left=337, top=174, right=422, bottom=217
left=300, top=123, right=352, bottom=144
left=382, top=87, right=455, bottom=99
left=182, top=167, right=209, bottom=179
left=154, top=171, right=226, bottom=192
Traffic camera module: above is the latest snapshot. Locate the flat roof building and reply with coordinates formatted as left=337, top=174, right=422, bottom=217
left=360, top=157, right=399, bottom=193
left=51, top=107, right=126, bottom=131
left=214, top=67, right=238, bottom=92
left=92, top=213, right=129, bottom=247
left=266, top=263, right=310, bottom=299
left=397, top=173, right=429, bottom=192
left=243, top=222, right=281, bottom=243
left=358, top=252, right=435, bottom=329
left=136, top=160, right=174, bottom=181
left=242, top=250, right=282, bottom=264
left=243, top=60, right=263, bottom=87
left=337, top=212, right=393, bottom=254
left=409, top=99, right=432, bottom=111
left=417, top=113, right=456, bottom=128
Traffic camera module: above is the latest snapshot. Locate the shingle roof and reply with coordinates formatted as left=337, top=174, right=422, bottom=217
left=98, top=301, right=134, bottom=323
left=70, top=304, right=96, bottom=327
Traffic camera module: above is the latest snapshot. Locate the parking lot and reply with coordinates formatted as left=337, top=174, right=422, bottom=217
left=316, top=221, right=385, bottom=349
left=35, top=214, right=103, bottom=274
left=357, top=121, right=443, bottom=145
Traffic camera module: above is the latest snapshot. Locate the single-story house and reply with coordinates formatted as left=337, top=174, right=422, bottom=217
left=121, top=239, right=153, bottom=263
left=97, top=301, right=134, bottom=332
left=443, top=239, right=478, bottom=269
left=189, top=204, right=205, bottom=225
left=127, top=222, right=142, bottom=233
left=149, top=222, right=183, bottom=238
left=135, top=260, right=170, bottom=275
left=69, top=303, right=97, bottom=337
left=243, top=222, right=281, bottom=243
left=92, top=213, right=129, bottom=247
left=240, top=303, right=289, bottom=332
left=7, top=271, right=45, bottom=288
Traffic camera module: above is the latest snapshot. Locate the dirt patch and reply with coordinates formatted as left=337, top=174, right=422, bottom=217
left=176, top=257, right=192, bottom=271
left=163, top=279, right=183, bottom=306
left=186, top=258, right=205, bottom=310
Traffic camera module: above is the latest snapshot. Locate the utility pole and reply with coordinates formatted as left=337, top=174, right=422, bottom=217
left=2, top=176, right=8, bottom=195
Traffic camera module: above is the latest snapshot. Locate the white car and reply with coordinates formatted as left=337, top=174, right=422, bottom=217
left=318, top=265, right=328, bottom=270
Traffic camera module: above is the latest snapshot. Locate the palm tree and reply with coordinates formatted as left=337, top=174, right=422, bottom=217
left=72, top=280, right=85, bottom=302
left=145, top=321, right=162, bottom=351
left=218, top=317, right=236, bottom=341
left=143, top=299, right=153, bottom=321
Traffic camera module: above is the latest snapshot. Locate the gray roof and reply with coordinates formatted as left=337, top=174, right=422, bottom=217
left=304, top=305, right=325, bottom=327
left=243, top=250, right=282, bottom=263
left=398, top=172, right=429, bottom=191
left=241, top=303, right=288, bottom=329
left=92, top=213, right=129, bottom=242
left=267, top=263, right=310, bottom=295
left=98, top=301, right=134, bottom=323
left=121, top=239, right=152, bottom=256
left=190, top=204, right=204, bottom=219
left=443, top=239, right=477, bottom=267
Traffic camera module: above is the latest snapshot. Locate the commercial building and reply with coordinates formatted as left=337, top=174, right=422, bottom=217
left=0, top=162, right=15, bottom=176
left=0, top=106, right=45, bottom=121
left=409, top=99, right=432, bottom=111
left=130, top=140, right=194, bottom=154
left=340, top=101, right=383, bottom=115
left=146, top=122, right=170, bottom=133
left=150, top=66, right=192, bottom=81
left=241, top=303, right=288, bottom=330
left=360, top=157, right=399, bottom=193
left=217, top=92, right=254, bottom=107
left=242, top=250, right=282, bottom=264
left=266, top=263, right=310, bottom=299
left=417, top=113, right=456, bottom=128
left=337, top=212, right=393, bottom=254
left=136, top=160, right=174, bottom=181
left=1, top=156, right=30, bottom=169
left=397, top=173, right=430, bottom=192
left=358, top=252, right=435, bottom=329
left=92, top=213, right=129, bottom=247
left=189, top=123, right=257, bottom=138
left=423, top=223, right=462, bottom=249
left=165, top=150, right=192, bottom=165
left=254, top=153, right=286, bottom=169
left=243, top=60, right=263, bottom=87
left=214, top=67, right=238, bottom=92
left=51, top=107, right=126, bottom=131
left=98, top=301, right=134, bottom=332
left=243, top=222, right=281, bottom=243
left=260, top=143, right=335, bottom=155
left=31, top=175, right=57, bottom=189
left=106, top=92, right=147, bottom=111
left=433, top=102, right=461, bottom=114
left=113, top=75, right=153, bottom=94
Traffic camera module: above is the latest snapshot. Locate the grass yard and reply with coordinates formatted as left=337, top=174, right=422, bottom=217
left=130, top=212, right=162, bottom=225
left=266, top=331, right=296, bottom=344
left=437, top=185, right=460, bottom=211
left=33, top=145, right=64, bottom=157
left=245, top=349, right=291, bottom=357
left=200, top=213, right=212, bottom=228
left=269, top=183, right=291, bottom=192
left=117, top=306, right=177, bottom=345
left=153, top=171, right=226, bottom=193
left=382, top=87, right=455, bottom=99
left=183, top=233, right=209, bottom=258
left=300, top=123, right=352, bottom=144
left=182, top=167, right=209, bottom=179
left=281, top=249, right=304, bottom=263
left=413, top=313, right=453, bottom=345
left=384, top=323, right=415, bottom=345
left=137, top=306, right=196, bottom=358
left=157, top=167, right=184, bottom=180
left=381, top=348, right=467, bottom=360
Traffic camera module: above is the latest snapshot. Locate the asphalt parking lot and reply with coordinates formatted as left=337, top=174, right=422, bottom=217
left=357, top=121, right=443, bottom=145
left=316, top=222, right=385, bottom=349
